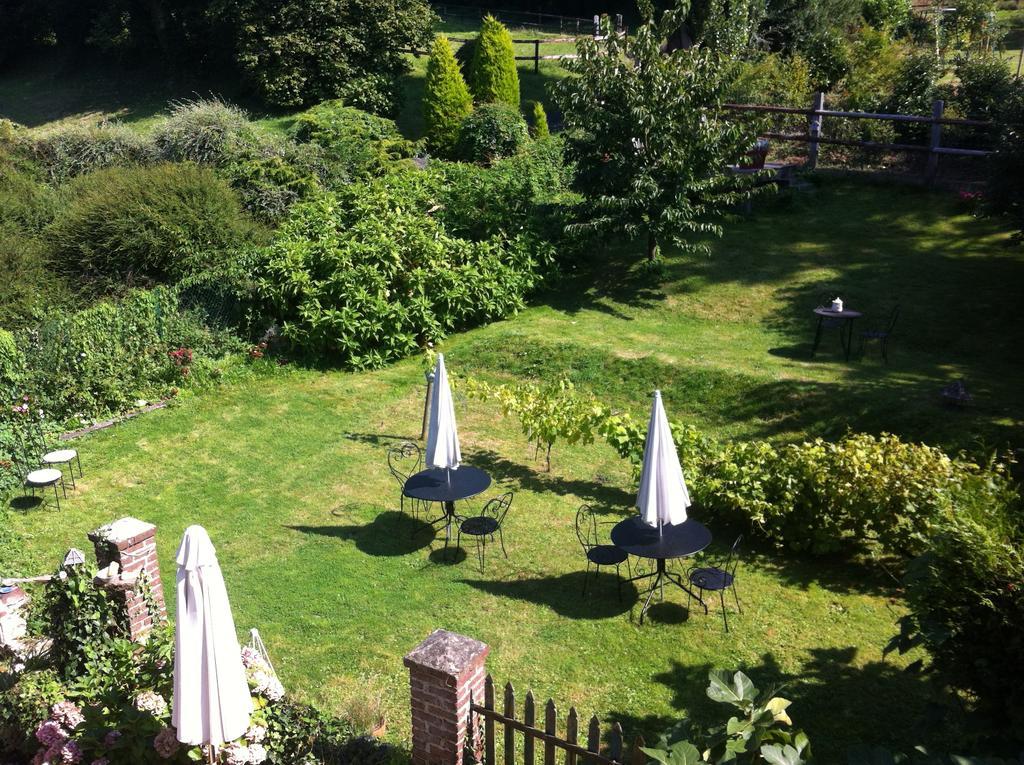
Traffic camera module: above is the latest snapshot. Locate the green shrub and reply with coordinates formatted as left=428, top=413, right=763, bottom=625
left=47, top=163, right=256, bottom=292
left=152, top=98, right=259, bottom=166
left=0, top=226, right=69, bottom=330
left=424, top=35, right=474, bottom=156
left=457, top=103, right=529, bottom=164
left=885, top=50, right=939, bottom=141
left=951, top=53, right=1015, bottom=120
left=0, top=156, right=59, bottom=232
left=0, top=668, right=66, bottom=757
left=987, top=82, right=1024, bottom=241
left=890, top=512, right=1024, bottom=730
left=803, top=30, right=851, bottom=90
left=14, top=286, right=245, bottom=422
left=253, top=181, right=554, bottom=367
left=469, top=15, right=521, bottom=107
left=863, top=0, right=912, bottom=32
left=31, top=122, right=155, bottom=183
left=288, top=100, right=413, bottom=178
left=221, top=0, right=436, bottom=113
left=527, top=100, right=549, bottom=138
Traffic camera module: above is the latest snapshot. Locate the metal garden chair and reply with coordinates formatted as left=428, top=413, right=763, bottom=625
left=387, top=441, right=425, bottom=519
left=456, top=492, right=513, bottom=572
left=687, top=534, right=743, bottom=632
left=575, top=504, right=631, bottom=600
left=858, top=304, right=900, bottom=364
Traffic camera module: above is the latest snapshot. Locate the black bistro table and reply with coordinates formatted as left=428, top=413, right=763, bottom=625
left=403, top=466, right=491, bottom=550
left=812, top=306, right=863, bottom=362
left=611, top=515, right=712, bottom=624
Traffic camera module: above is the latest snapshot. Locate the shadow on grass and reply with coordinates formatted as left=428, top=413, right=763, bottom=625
left=469, top=449, right=634, bottom=510
left=7, top=495, right=46, bottom=512
left=460, top=571, right=638, bottom=619
left=607, top=646, right=961, bottom=762
left=286, top=511, right=434, bottom=556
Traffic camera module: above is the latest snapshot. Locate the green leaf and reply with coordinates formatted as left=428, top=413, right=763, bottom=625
left=761, top=743, right=806, bottom=765
left=707, top=670, right=758, bottom=707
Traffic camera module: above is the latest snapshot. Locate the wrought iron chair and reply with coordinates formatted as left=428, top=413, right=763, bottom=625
left=32, top=421, right=83, bottom=490
left=859, top=304, right=900, bottom=364
left=575, top=504, right=631, bottom=600
left=687, top=535, right=743, bottom=632
left=456, top=492, right=513, bottom=572
left=387, top=441, right=424, bottom=519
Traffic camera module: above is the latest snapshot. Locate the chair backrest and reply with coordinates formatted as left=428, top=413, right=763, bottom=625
left=482, top=492, right=514, bottom=526
left=387, top=441, right=421, bottom=487
left=575, top=504, right=599, bottom=551
left=723, top=534, right=743, bottom=578
left=885, top=304, right=900, bottom=333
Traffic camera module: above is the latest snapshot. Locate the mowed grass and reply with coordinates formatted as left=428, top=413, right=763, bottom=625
left=8, top=181, right=1023, bottom=760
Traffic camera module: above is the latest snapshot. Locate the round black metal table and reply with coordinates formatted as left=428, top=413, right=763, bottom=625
left=611, top=515, right=712, bottom=624
left=404, top=466, right=491, bottom=550
left=812, top=307, right=863, bottom=362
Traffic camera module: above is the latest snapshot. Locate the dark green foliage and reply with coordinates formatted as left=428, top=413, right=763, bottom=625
left=264, top=700, right=362, bottom=764
left=424, top=35, right=474, bottom=156
left=0, top=228, right=68, bottom=330
left=987, top=82, right=1024, bottom=241
left=47, top=163, right=256, bottom=292
left=950, top=53, right=1016, bottom=119
left=527, top=100, right=549, bottom=138
left=288, top=99, right=413, bottom=179
left=253, top=176, right=554, bottom=367
left=31, top=122, right=155, bottom=183
left=469, top=15, right=521, bottom=107
left=454, top=34, right=478, bottom=79
left=761, top=0, right=862, bottom=55
left=889, top=511, right=1024, bottom=732
left=457, top=103, right=529, bottom=164
left=553, top=1, right=760, bottom=261
left=217, top=0, right=436, bottom=112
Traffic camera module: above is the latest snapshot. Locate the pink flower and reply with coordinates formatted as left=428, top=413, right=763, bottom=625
left=103, top=730, right=122, bottom=748
left=35, top=721, right=68, bottom=748
left=60, top=741, right=82, bottom=764
left=52, top=701, right=85, bottom=730
left=153, top=727, right=180, bottom=759
left=134, top=691, right=168, bottom=717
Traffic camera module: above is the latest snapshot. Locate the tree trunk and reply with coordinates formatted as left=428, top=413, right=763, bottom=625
left=646, top=232, right=660, bottom=262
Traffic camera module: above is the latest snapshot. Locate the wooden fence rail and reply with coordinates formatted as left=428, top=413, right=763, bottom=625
left=723, top=92, right=994, bottom=182
left=405, top=35, right=581, bottom=71
left=472, top=674, right=645, bottom=765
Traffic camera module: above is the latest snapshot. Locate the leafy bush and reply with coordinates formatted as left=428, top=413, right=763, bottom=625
left=11, top=286, right=245, bottom=424
left=462, top=377, right=1018, bottom=557
left=31, top=122, right=155, bottom=183
left=986, top=82, right=1024, bottom=241
left=885, top=50, right=939, bottom=141
left=288, top=100, right=413, bottom=179
left=527, top=100, right=549, bottom=139
left=0, top=155, right=59, bottom=233
left=863, top=0, right=912, bottom=32
left=253, top=180, right=554, bottom=367
left=219, top=0, right=436, bottom=113
left=889, top=512, right=1024, bottom=731
left=950, top=53, right=1015, bottom=120
left=0, top=226, right=67, bottom=330
left=424, top=35, right=474, bottom=156
left=47, top=163, right=256, bottom=292
left=468, top=15, right=521, bottom=107
left=457, top=103, right=529, bottom=164
left=0, top=668, right=66, bottom=756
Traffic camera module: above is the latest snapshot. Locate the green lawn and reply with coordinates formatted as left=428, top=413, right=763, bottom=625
left=8, top=180, right=1021, bottom=760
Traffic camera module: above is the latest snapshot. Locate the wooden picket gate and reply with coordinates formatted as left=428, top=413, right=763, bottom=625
left=472, top=675, right=646, bottom=765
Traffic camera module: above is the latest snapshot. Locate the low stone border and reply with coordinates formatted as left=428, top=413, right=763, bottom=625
left=59, top=401, right=168, bottom=441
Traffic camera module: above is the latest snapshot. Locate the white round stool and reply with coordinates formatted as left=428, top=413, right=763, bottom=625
left=42, top=448, right=82, bottom=489
left=26, top=468, right=66, bottom=510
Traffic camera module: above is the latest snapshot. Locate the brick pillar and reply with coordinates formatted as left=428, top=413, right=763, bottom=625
left=88, top=517, right=167, bottom=641
left=404, top=629, right=490, bottom=765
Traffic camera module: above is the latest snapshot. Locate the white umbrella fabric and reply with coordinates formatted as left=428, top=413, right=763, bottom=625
left=425, top=353, right=461, bottom=472
left=636, top=390, right=691, bottom=534
left=173, top=525, right=253, bottom=752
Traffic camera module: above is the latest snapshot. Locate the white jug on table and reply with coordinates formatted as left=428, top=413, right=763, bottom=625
left=831, top=297, right=843, bottom=312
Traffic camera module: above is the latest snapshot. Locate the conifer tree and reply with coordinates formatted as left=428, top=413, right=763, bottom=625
left=527, top=100, right=549, bottom=138
left=424, top=35, right=474, bottom=155
left=468, top=15, right=520, bottom=108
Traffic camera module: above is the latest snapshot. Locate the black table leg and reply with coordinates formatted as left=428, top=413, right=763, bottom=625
left=443, top=500, right=456, bottom=551
left=844, top=318, right=856, bottom=361
left=811, top=316, right=824, bottom=357
left=624, top=559, right=707, bottom=625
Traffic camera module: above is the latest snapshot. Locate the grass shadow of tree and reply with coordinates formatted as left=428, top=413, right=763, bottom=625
left=286, top=510, right=434, bottom=556
left=461, top=571, right=638, bottom=619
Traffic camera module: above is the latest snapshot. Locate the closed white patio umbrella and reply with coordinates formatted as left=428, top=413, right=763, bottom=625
left=425, top=353, right=461, bottom=476
left=173, top=525, right=252, bottom=758
left=636, top=390, right=691, bottom=534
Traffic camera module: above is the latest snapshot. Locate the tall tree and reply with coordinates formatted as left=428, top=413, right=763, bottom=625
left=469, top=15, right=520, bottom=108
left=424, top=35, right=474, bottom=156
left=553, top=0, right=761, bottom=261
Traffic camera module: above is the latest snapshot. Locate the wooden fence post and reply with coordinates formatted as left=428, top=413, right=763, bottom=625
left=926, top=99, right=944, bottom=185
left=806, top=91, right=825, bottom=170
